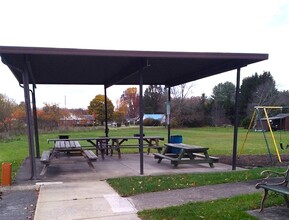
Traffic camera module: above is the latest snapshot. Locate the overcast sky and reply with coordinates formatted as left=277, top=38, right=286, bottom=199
left=0, top=0, right=288, bottom=109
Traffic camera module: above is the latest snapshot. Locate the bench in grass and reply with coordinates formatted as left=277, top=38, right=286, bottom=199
left=255, top=166, right=289, bottom=212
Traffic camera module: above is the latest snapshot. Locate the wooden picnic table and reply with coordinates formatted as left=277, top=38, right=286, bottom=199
left=40, top=140, right=98, bottom=175
left=106, top=136, right=164, bottom=156
left=47, top=136, right=164, bottom=159
left=154, top=143, right=218, bottom=168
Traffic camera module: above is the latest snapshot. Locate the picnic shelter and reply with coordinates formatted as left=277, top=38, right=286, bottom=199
left=0, top=45, right=268, bottom=179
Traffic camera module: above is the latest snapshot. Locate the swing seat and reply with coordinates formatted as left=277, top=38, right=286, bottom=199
left=280, top=143, right=289, bottom=150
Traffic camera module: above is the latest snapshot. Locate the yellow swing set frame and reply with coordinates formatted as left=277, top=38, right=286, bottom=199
left=239, top=106, right=284, bottom=163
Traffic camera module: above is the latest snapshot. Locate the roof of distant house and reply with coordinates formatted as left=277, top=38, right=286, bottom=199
left=143, top=114, right=165, bottom=120
left=260, top=113, right=289, bottom=121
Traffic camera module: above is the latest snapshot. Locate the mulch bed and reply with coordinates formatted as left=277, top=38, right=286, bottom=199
left=218, top=154, right=289, bottom=169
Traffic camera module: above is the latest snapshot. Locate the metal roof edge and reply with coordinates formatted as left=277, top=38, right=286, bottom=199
left=0, top=45, right=269, bottom=60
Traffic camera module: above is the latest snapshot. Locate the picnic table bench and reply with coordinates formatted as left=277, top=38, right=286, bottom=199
left=154, top=143, right=218, bottom=168
left=82, top=150, right=98, bottom=160
left=40, top=150, right=52, bottom=164
left=255, top=166, right=289, bottom=212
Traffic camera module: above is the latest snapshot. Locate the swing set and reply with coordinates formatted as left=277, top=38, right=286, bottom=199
left=239, top=106, right=289, bottom=163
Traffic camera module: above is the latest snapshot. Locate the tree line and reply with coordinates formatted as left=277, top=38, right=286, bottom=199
left=70, top=71, right=289, bottom=128
left=1, top=71, right=289, bottom=134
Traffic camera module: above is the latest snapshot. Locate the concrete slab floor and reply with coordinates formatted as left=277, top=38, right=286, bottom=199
left=35, top=153, right=239, bottom=182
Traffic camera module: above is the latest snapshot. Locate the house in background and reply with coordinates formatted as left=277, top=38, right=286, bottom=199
left=59, top=114, right=95, bottom=127
left=143, top=114, right=165, bottom=124
left=133, top=114, right=165, bottom=126
left=256, top=113, right=289, bottom=131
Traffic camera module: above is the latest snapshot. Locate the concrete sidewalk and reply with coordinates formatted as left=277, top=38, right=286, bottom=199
left=130, top=180, right=260, bottom=211
left=34, top=181, right=139, bottom=220
left=33, top=179, right=289, bottom=220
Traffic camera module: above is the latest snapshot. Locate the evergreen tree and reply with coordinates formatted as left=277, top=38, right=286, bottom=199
left=239, top=71, right=277, bottom=122
left=211, top=81, right=235, bottom=125
left=143, top=85, right=166, bottom=114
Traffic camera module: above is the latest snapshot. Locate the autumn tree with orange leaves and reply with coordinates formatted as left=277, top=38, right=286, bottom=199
left=10, top=102, right=26, bottom=131
left=114, top=99, right=128, bottom=126
left=37, top=103, right=65, bottom=130
left=119, top=87, right=139, bottom=119
left=0, top=94, right=17, bottom=132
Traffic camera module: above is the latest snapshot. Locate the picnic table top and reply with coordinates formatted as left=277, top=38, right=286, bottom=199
left=54, top=140, right=82, bottom=149
left=47, top=136, right=164, bottom=143
left=165, top=143, right=209, bottom=151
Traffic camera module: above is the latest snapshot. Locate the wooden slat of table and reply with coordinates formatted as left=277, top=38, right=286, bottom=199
left=165, top=143, right=208, bottom=151
left=54, top=140, right=82, bottom=151
left=70, top=140, right=81, bottom=148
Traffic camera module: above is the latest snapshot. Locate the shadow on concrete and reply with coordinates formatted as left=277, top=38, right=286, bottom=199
left=248, top=206, right=289, bottom=220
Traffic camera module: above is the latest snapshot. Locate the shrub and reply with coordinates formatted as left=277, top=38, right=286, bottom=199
left=241, top=117, right=250, bottom=129
left=143, top=118, right=161, bottom=126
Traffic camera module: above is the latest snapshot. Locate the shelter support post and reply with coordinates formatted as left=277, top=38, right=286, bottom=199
left=22, top=70, right=37, bottom=179
left=166, top=87, right=171, bottom=142
left=104, top=85, right=109, bottom=137
left=31, top=86, right=40, bottom=158
left=139, top=70, right=144, bottom=175
left=232, top=68, right=241, bottom=170
left=25, top=55, right=40, bottom=158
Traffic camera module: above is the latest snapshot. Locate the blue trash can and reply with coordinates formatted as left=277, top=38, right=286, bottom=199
left=169, top=135, right=182, bottom=154
left=170, top=135, right=182, bottom=143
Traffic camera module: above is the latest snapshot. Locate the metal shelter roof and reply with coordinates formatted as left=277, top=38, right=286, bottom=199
left=0, top=45, right=269, bottom=175
left=0, top=46, right=268, bottom=87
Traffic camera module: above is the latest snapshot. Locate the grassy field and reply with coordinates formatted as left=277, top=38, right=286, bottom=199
left=0, top=126, right=288, bottom=181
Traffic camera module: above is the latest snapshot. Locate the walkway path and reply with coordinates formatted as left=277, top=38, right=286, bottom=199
left=34, top=180, right=140, bottom=220
left=130, top=180, right=259, bottom=211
